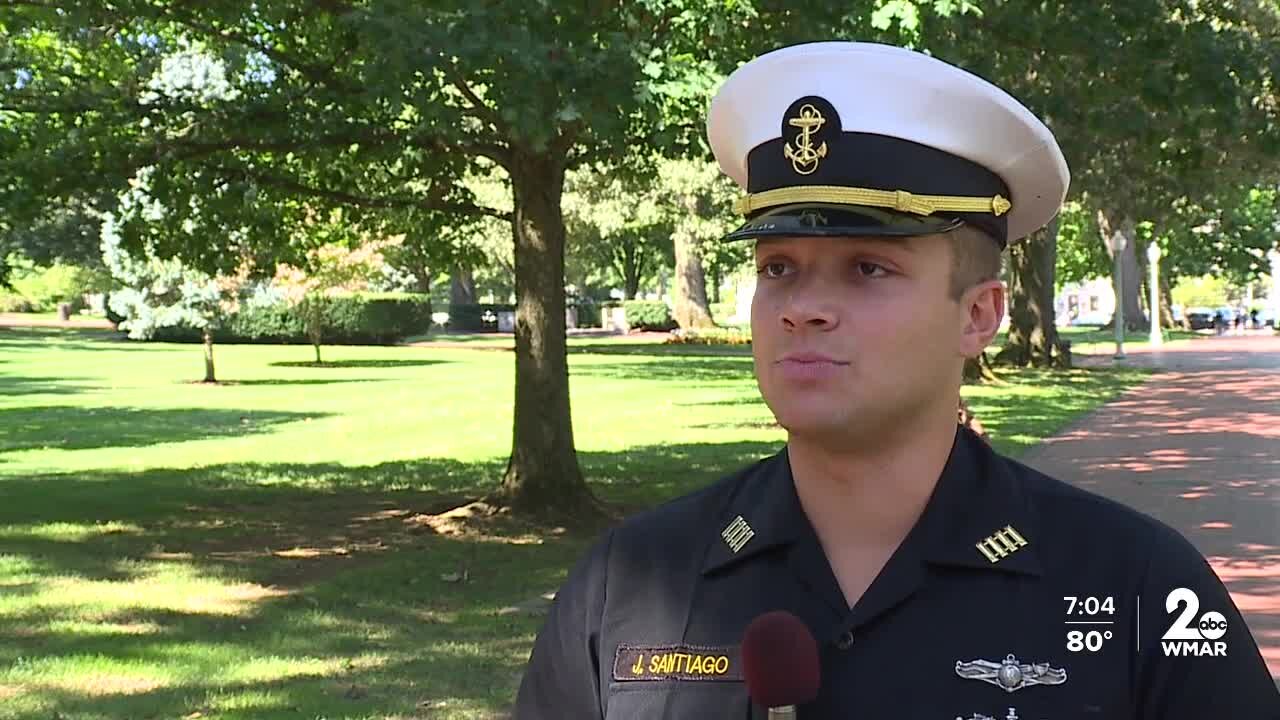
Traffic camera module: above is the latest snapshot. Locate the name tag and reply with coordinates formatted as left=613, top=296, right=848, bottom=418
left=612, top=644, right=743, bottom=682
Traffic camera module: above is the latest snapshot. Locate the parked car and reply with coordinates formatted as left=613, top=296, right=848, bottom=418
left=1184, top=307, right=1215, bottom=330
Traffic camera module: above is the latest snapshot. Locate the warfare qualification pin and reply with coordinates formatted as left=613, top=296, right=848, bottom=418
left=955, top=654, right=1067, bottom=693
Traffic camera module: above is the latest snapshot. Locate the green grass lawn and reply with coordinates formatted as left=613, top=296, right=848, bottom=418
left=0, top=327, right=1150, bottom=719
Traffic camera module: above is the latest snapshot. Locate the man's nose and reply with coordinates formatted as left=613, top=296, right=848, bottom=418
left=780, top=283, right=840, bottom=331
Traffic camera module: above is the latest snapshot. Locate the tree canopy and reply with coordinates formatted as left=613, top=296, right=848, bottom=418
left=7, top=0, right=1274, bottom=517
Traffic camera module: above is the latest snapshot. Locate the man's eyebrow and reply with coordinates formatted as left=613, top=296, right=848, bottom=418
left=754, top=236, right=921, bottom=253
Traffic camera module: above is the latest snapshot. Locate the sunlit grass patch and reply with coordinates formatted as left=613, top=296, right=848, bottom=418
left=0, top=327, right=1149, bottom=718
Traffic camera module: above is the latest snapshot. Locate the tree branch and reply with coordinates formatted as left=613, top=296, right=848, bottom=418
left=211, top=163, right=511, bottom=221
left=405, top=133, right=512, bottom=169
left=161, top=7, right=361, bottom=94
left=444, top=66, right=507, bottom=136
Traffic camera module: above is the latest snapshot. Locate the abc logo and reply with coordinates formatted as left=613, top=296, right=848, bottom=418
left=1162, top=588, right=1228, bottom=641
left=1198, top=611, right=1227, bottom=640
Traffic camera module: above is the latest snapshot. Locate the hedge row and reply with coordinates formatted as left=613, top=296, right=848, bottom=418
left=151, top=293, right=432, bottom=345
left=622, top=301, right=676, bottom=331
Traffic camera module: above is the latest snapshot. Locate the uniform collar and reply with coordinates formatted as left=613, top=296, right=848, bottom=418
left=918, top=427, right=1043, bottom=577
left=701, top=446, right=806, bottom=575
left=701, top=426, right=1042, bottom=578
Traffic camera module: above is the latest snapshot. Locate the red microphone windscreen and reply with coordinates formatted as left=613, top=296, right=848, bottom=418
left=741, top=611, right=821, bottom=708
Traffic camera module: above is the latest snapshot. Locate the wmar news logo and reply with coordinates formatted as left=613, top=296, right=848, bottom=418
left=1160, top=588, right=1228, bottom=657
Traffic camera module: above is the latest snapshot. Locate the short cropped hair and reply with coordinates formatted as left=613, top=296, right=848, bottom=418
left=946, top=225, right=1003, bottom=300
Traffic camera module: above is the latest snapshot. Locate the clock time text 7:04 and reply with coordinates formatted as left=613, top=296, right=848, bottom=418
left=1064, top=596, right=1116, bottom=615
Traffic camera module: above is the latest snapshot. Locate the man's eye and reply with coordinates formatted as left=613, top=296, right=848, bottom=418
left=857, top=262, right=888, bottom=278
left=758, top=262, right=792, bottom=279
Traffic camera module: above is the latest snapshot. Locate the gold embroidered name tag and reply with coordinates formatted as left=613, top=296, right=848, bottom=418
left=612, top=644, right=742, bottom=682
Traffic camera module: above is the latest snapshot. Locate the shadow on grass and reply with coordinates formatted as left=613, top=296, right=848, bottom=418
left=574, top=355, right=755, bottom=383
left=961, top=367, right=1152, bottom=456
left=569, top=342, right=752, bottom=358
left=0, top=406, right=324, bottom=453
left=0, top=375, right=100, bottom=397
left=0, top=441, right=782, bottom=719
left=0, top=327, right=131, bottom=349
left=214, top=378, right=392, bottom=387
left=269, top=359, right=448, bottom=369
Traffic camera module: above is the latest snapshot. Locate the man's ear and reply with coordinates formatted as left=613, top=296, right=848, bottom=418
left=958, top=279, right=1005, bottom=358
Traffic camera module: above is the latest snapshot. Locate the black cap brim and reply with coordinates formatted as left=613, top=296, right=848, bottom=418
left=723, top=203, right=964, bottom=242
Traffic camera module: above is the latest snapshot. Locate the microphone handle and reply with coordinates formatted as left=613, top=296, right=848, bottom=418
left=767, top=706, right=797, bottom=719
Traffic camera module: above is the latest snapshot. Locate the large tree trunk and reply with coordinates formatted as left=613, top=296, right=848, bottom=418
left=450, top=266, right=476, bottom=306
left=995, top=217, right=1071, bottom=368
left=1097, top=212, right=1146, bottom=331
left=624, top=260, right=641, bottom=300
left=613, top=242, right=644, bottom=300
left=672, top=231, right=716, bottom=329
left=501, top=149, right=599, bottom=519
left=1118, top=219, right=1145, bottom=330
left=202, top=328, right=217, bottom=383
left=963, top=352, right=999, bottom=383
left=1159, top=271, right=1176, bottom=329
left=412, top=266, right=433, bottom=295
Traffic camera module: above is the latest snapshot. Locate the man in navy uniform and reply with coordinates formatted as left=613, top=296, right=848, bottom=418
left=515, top=42, right=1280, bottom=719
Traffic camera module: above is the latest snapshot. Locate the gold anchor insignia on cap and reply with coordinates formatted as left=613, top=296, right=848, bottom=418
left=783, top=103, right=828, bottom=175
left=955, top=654, right=1067, bottom=693
left=721, top=515, right=755, bottom=553
left=976, top=524, right=1028, bottom=564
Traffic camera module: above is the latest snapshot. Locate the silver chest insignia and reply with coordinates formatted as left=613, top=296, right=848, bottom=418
left=955, top=653, right=1067, bottom=693
left=956, top=710, right=1041, bottom=720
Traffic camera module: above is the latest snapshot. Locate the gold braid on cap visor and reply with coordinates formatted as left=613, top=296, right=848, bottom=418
left=733, top=185, right=1012, bottom=218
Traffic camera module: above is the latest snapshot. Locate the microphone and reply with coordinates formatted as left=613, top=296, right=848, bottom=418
left=741, top=611, right=821, bottom=719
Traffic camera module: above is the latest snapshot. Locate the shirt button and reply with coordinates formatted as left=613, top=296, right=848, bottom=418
left=835, top=631, right=855, bottom=650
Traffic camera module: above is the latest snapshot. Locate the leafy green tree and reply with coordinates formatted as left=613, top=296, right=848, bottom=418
left=659, top=158, right=740, bottom=329
left=0, top=194, right=109, bottom=285
left=928, top=0, right=1280, bottom=363
left=101, top=211, right=245, bottom=383
left=2, top=0, right=981, bottom=519
left=564, top=165, right=674, bottom=302
left=1055, top=201, right=1108, bottom=292
left=1172, top=275, right=1231, bottom=310
left=275, top=230, right=400, bottom=365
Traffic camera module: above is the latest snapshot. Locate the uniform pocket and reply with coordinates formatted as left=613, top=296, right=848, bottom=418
left=604, top=681, right=752, bottom=719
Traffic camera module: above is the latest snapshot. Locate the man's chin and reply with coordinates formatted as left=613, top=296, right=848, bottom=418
left=772, top=409, right=860, bottom=440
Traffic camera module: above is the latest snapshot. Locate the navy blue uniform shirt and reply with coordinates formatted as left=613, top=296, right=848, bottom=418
left=515, top=427, right=1280, bottom=718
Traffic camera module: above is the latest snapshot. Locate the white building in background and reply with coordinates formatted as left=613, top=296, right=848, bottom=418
left=1055, top=278, right=1116, bottom=327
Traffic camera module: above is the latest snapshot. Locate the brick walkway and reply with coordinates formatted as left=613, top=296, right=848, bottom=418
left=1023, top=333, right=1280, bottom=679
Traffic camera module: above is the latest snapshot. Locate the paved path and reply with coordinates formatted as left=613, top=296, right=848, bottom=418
left=1024, top=333, right=1280, bottom=679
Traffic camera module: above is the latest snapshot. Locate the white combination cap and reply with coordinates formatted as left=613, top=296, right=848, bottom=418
left=707, top=42, right=1070, bottom=247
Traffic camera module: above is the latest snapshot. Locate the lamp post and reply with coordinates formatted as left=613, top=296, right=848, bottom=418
left=1108, top=230, right=1128, bottom=360
left=1270, top=249, right=1280, bottom=330
left=1147, top=242, right=1163, bottom=346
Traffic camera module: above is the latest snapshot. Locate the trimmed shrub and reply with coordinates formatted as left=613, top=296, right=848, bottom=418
left=447, top=303, right=516, bottom=332
left=9, top=263, right=101, bottom=312
left=150, top=293, right=432, bottom=344
left=666, top=327, right=752, bottom=346
left=623, top=301, right=676, bottom=331
left=0, top=291, right=34, bottom=313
